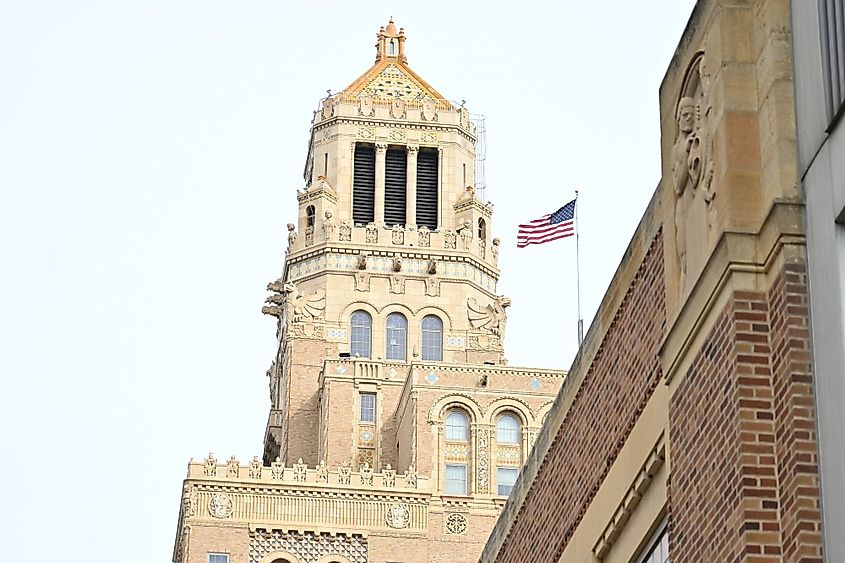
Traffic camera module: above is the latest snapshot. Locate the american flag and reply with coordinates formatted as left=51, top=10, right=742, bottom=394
left=517, top=199, right=576, bottom=248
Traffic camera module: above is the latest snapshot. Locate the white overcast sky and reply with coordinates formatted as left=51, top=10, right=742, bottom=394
left=1, top=1, right=696, bottom=561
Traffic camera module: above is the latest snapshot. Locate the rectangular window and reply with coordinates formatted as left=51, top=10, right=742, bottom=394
left=416, top=148, right=439, bottom=230
left=360, top=392, right=376, bottom=423
left=635, top=520, right=669, bottom=563
left=353, top=144, right=375, bottom=225
left=384, top=147, right=407, bottom=226
left=819, top=0, right=845, bottom=126
left=444, top=463, right=467, bottom=495
left=497, top=467, right=519, bottom=496
left=208, top=554, right=229, bottom=563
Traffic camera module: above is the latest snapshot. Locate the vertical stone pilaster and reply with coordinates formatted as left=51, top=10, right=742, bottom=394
left=476, top=426, right=491, bottom=494
left=406, top=145, right=418, bottom=227
left=375, top=142, right=387, bottom=225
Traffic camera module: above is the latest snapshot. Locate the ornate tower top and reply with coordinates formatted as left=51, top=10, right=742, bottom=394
left=377, top=17, right=405, bottom=63
left=340, top=19, right=447, bottom=103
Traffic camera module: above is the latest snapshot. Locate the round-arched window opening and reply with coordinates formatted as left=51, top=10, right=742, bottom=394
left=496, top=413, right=521, bottom=444
left=445, top=410, right=469, bottom=441
left=386, top=312, right=408, bottom=361
left=306, top=205, right=316, bottom=228
left=421, top=315, right=443, bottom=361
left=350, top=310, right=372, bottom=358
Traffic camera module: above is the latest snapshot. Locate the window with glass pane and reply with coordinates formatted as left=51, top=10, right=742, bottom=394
left=444, top=411, right=468, bottom=441
left=636, top=525, right=669, bottom=563
left=385, top=313, right=407, bottom=360
left=444, top=463, right=467, bottom=495
left=208, top=554, right=229, bottom=563
left=350, top=310, right=372, bottom=358
left=360, top=392, right=376, bottom=423
left=497, top=467, right=518, bottom=496
left=496, top=414, right=521, bottom=444
left=421, top=315, right=443, bottom=361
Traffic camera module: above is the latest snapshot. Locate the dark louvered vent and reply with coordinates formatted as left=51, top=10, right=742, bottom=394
left=416, top=148, right=439, bottom=230
left=384, top=147, right=407, bottom=227
left=353, top=144, right=375, bottom=225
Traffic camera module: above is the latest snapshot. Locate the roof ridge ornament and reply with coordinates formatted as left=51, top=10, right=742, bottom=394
left=376, top=17, right=406, bottom=63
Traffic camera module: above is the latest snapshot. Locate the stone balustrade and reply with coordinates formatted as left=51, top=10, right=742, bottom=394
left=188, top=454, right=426, bottom=492
left=288, top=221, right=500, bottom=270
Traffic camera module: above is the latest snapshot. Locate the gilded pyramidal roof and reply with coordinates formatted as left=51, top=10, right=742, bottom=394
left=341, top=18, right=447, bottom=103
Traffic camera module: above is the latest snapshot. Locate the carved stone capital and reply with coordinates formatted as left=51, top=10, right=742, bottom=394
left=375, top=142, right=388, bottom=154
left=406, top=144, right=419, bottom=155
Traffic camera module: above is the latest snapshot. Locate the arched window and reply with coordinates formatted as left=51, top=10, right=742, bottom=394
left=306, top=205, right=316, bottom=228
left=478, top=217, right=487, bottom=240
left=495, top=412, right=522, bottom=496
left=445, top=410, right=469, bottom=441
left=350, top=310, right=372, bottom=358
left=496, top=413, right=521, bottom=444
left=444, top=409, right=470, bottom=495
left=388, top=39, right=397, bottom=56
left=421, top=315, right=443, bottom=361
left=385, top=313, right=407, bottom=360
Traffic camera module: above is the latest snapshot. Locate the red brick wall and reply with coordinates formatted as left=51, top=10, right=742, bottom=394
left=769, top=264, right=823, bottom=562
left=669, top=261, right=823, bottom=562
left=494, top=232, right=666, bottom=562
left=492, top=233, right=824, bottom=562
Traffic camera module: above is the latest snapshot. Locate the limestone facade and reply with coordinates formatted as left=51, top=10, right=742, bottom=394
left=172, top=19, right=565, bottom=563
left=481, top=1, right=828, bottom=562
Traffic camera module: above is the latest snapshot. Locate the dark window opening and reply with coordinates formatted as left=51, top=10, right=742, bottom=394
left=384, top=147, right=407, bottom=226
left=416, top=148, right=439, bottom=230
left=353, top=144, right=376, bottom=225
left=306, top=205, right=316, bottom=228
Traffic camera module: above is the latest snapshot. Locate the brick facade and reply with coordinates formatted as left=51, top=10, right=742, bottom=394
left=670, top=262, right=822, bottom=563
left=480, top=2, right=829, bottom=561
left=493, top=232, right=666, bottom=562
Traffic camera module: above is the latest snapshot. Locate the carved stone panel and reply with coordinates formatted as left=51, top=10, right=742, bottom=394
left=389, top=274, right=405, bottom=294
left=365, top=223, right=378, bottom=244
left=386, top=502, right=410, bottom=529
left=418, top=225, right=431, bottom=247
left=425, top=276, right=440, bottom=297
left=476, top=428, right=490, bottom=494
left=672, top=52, right=716, bottom=294
left=445, top=512, right=468, bottom=535
left=355, top=272, right=371, bottom=292
left=249, top=530, right=367, bottom=563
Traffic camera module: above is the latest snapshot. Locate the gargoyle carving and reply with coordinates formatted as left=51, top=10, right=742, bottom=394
left=467, top=296, right=511, bottom=337
left=263, top=281, right=326, bottom=322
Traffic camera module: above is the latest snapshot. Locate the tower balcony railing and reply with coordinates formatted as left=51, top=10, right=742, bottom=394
left=291, top=220, right=500, bottom=271
left=314, top=93, right=475, bottom=137
left=322, top=358, right=411, bottom=383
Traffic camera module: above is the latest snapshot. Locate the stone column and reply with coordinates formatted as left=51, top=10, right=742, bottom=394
left=406, top=145, right=418, bottom=227
left=375, top=142, right=387, bottom=226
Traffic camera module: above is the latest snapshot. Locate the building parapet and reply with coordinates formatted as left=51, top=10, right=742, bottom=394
left=186, top=454, right=427, bottom=491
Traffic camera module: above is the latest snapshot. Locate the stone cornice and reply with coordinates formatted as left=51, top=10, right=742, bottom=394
left=314, top=117, right=477, bottom=144
left=660, top=200, right=806, bottom=384
left=592, top=434, right=666, bottom=559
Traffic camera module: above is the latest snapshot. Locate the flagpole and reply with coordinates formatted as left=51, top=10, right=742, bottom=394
left=575, top=189, right=584, bottom=347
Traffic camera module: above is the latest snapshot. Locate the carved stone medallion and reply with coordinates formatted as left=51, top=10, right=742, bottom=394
left=386, top=502, right=411, bottom=529
left=445, top=512, right=468, bottom=535
left=208, top=493, right=233, bottom=519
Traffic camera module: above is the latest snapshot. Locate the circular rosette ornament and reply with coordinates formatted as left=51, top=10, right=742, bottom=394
left=385, top=502, right=410, bottom=529
left=208, top=493, right=233, bottom=519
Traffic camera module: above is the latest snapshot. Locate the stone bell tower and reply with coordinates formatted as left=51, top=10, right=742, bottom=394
left=174, top=20, right=565, bottom=563
left=262, top=18, right=507, bottom=467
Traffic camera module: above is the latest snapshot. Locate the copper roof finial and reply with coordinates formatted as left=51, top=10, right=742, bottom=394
left=385, top=17, right=398, bottom=35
